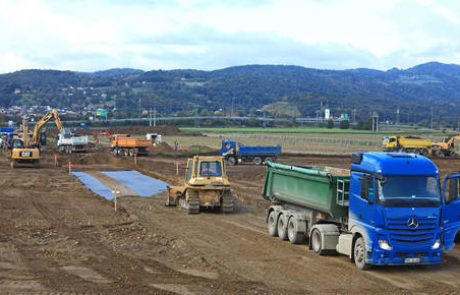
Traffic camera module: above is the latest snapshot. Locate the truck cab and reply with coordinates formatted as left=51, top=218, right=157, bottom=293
left=346, top=152, right=451, bottom=268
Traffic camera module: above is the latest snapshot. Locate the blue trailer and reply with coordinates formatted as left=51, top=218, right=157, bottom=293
left=263, top=152, right=460, bottom=269
left=220, top=139, right=281, bottom=165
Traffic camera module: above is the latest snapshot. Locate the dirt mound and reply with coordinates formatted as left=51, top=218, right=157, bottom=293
left=151, top=142, right=175, bottom=153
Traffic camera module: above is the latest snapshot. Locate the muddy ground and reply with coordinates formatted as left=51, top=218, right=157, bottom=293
left=2, top=151, right=460, bottom=294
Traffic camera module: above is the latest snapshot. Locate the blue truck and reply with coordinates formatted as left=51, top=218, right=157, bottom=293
left=220, top=139, right=281, bottom=165
left=263, top=152, right=460, bottom=269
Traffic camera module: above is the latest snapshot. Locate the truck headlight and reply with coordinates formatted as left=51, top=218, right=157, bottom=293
left=431, top=239, right=441, bottom=250
left=378, top=240, right=393, bottom=251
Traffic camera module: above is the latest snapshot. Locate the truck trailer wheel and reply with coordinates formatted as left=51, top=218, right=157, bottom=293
left=287, top=217, right=305, bottom=244
left=310, top=229, right=324, bottom=255
left=267, top=210, right=278, bottom=237
left=353, top=237, right=371, bottom=270
left=277, top=214, right=288, bottom=240
left=227, top=156, right=236, bottom=166
left=253, top=157, right=262, bottom=165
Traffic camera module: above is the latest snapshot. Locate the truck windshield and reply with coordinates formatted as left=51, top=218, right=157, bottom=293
left=378, top=176, right=440, bottom=207
left=200, top=161, right=222, bottom=177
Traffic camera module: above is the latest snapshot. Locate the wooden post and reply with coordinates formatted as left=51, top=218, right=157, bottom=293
left=134, top=154, right=137, bottom=167
left=176, top=160, right=179, bottom=176
left=68, top=160, right=72, bottom=175
left=54, top=153, right=58, bottom=167
left=112, top=187, right=120, bottom=212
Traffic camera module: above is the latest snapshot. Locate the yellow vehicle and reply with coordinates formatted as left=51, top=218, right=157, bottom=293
left=432, top=135, right=460, bottom=157
left=382, top=135, right=432, bottom=155
left=166, top=156, right=234, bottom=214
left=11, top=109, right=63, bottom=168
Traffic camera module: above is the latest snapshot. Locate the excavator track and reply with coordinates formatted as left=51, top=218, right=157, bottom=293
left=180, top=189, right=200, bottom=214
left=221, top=190, right=234, bottom=213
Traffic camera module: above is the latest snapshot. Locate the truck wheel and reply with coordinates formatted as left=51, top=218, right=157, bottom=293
left=311, top=229, right=324, bottom=255
left=287, top=217, right=305, bottom=244
left=267, top=210, right=278, bottom=237
left=123, top=149, right=129, bottom=157
left=253, top=157, right=262, bottom=165
left=277, top=214, right=288, bottom=240
left=353, top=237, right=371, bottom=270
left=129, top=149, right=135, bottom=157
left=227, top=156, right=236, bottom=166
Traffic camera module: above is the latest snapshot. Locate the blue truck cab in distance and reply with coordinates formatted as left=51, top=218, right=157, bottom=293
left=348, top=152, right=460, bottom=268
left=220, top=139, right=281, bottom=166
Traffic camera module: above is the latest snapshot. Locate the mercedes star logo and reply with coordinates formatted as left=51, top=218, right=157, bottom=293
left=407, top=217, right=419, bottom=229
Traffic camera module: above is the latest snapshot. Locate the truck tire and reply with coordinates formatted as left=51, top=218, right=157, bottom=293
left=253, top=156, right=262, bottom=165
left=227, top=156, right=236, bottom=166
left=267, top=210, right=278, bottom=237
left=287, top=217, right=305, bottom=244
left=277, top=214, right=288, bottom=240
left=129, top=149, right=135, bottom=157
left=311, top=228, right=324, bottom=255
left=353, top=237, right=371, bottom=270
left=264, top=157, right=273, bottom=164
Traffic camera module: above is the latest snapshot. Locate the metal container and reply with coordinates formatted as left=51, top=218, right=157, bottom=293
left=262, top=162, right=349, bottom=219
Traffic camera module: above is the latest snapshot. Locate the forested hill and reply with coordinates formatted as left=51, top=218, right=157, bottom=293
left=1, top=62, right=460, bottom=124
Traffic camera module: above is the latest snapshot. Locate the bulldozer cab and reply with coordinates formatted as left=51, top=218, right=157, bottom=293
left=185, top=156, right=228, bottom=185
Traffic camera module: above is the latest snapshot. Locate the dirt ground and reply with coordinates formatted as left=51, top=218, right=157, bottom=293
left=2, top=151, right=460, bottom=294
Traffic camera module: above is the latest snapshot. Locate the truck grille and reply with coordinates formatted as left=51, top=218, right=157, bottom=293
left=387, top=217, right=437, bottom=230
left=387, top=217, right=437, bottom=247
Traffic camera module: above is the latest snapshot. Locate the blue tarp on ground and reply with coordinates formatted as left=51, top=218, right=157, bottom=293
left=102, top=170, right=167, bottom=197
left=72, top=171, right=113, bottom=200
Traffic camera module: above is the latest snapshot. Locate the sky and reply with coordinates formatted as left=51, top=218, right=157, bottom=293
left=0, top=0, right=459, bottom=73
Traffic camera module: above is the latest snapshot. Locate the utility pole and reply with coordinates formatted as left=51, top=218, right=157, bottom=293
left=430, top=107, right=433, bottom=129
left=396, top=106, right=400, bottom=125
left=149, top=108, right=153, bottom=127
left=153, top=107, right=157, bottom=127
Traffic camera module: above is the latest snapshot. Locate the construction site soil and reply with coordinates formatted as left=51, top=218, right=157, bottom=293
left=2, top=151, right=460, bottom=294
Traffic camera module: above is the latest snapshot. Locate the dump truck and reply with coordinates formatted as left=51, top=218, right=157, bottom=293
left=382, top=136, right=432, bottom=155
left=221, top=139, right=281, bottom=165
left=111, top=134, right=151, bottom=156
left=263, top=152, right=460, bottom=269
left=166, top=156, right=234, bottom=214
left=57, top=128, right=89, bottom=154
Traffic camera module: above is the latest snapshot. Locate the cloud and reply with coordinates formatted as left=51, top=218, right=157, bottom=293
left=0, top=0, right=459, bottom=72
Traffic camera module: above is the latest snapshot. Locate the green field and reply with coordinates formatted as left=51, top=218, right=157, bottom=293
left=168, top=127, right=449, bottom=155
left=180, top=127, right=444, bottom=135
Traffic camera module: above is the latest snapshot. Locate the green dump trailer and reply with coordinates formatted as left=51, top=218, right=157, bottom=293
left=263, top=161, right=350, bottom=250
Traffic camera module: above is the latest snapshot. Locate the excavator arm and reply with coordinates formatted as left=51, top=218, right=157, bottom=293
left=31, top=108, right=63, bottom=146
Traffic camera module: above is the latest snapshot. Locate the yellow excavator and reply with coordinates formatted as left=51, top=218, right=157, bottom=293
left=432, top=135, right=460, bottom=157
left=10, top=108, right=63, bottom=168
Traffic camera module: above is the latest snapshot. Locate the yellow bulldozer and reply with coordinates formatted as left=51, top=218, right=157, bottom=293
left=432, top=135, right=460, bottom=157
left=166, top=156, right=234, bottom=214
left=10, top=108, right=63, bottom=168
